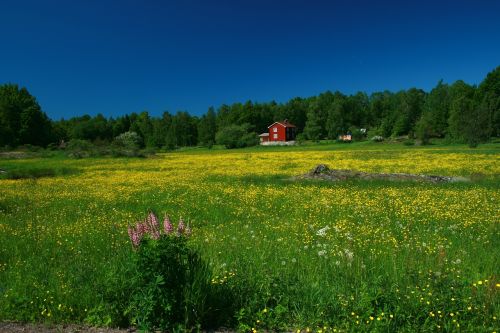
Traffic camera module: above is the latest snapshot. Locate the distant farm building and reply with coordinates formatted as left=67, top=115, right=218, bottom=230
left=259, top=132, right=270, bottom=143
left=338, top=132, right=352, bottom=142
left=260, top=120, right=297, bottom=146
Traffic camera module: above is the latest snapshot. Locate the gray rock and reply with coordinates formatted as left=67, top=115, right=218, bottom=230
left=296, top=165, right=469, bottom=183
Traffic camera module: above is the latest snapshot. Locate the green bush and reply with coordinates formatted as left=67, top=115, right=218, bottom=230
left=65, top=139, right=94, bottom=158
left=349, top=127, right=366, bottom=141
left=295, top=133, right=306, bottom=144
left=127, top=213, right=212, bottom=331
left=111, top=131, right=145, bottom=157
left=113, top=131, right=142, bottom=150
left=239, top=132, right=259, bottom=148
left=366, top=127, right=382, bottom=138
left=403, top=139, right=415, bottom=146
left=216, top=124, right=258, bottom=149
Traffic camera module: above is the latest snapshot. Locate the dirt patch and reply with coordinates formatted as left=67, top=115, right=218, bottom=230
left=0, top=152, right=33, bottom=159
left=294, top=164, right=469, bottom=183
left=0, top=322, right=135, bottom=333
left=0, top=322, right=237, bottom=333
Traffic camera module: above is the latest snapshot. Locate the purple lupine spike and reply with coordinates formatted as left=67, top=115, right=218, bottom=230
left=137, top=222, right=148, bottom=242
left=131, top=230, right=142, bottom=247
left=177, top=218, right=185, bottom=235
left=148, top=211, right=160, bottom=239
left=136, top=221, right=145, bottom=235
left=148, top=211, right=159, bottom=228
left=142, top=218, right=151, bottom=234
left=163, top=215, right=173, bottom=234
left=128, top=225, right=142, bottom=248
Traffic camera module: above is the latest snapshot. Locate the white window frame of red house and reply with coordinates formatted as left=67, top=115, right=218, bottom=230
left=273, top=127, right=277, bottom=132
left=273, top=133, right=278, bottom=139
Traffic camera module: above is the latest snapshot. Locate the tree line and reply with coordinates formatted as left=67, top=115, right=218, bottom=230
left=1, top=66, right=498, bottom=150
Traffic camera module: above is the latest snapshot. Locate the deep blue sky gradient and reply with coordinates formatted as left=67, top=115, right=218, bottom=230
left=1, top=0, right=499, bottom=119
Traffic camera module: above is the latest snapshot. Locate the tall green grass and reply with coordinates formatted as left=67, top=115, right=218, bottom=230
left=0, top=143, right=498, bottom=331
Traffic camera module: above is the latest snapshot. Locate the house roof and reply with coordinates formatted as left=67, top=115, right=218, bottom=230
left=259, top=133, right=270, bottom=137
left=267, top=120, right=296, bottom=128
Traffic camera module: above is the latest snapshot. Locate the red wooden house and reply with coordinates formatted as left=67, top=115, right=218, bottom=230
left=260, top=120, right=297, bottom=144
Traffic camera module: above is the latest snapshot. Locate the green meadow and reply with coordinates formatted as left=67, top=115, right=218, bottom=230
left=0, top=142, right=499, bottom=332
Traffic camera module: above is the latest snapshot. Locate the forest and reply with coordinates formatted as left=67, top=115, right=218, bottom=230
left=1, top=66, right=498, bottom=150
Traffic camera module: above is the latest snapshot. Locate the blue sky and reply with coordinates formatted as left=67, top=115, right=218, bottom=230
left=1, top=0, right=499, bottom=119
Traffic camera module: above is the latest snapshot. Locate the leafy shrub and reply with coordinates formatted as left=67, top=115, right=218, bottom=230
left=111, top=131, right=145, bottom=157
left=349, top=127, right=366, bottom=141
left=371, top=135, right=384, bottom=142
left=403, top=139, right=415, bottom=146
left=366, top=127, right=382, bottom=138
left=127, top=212, right=212, bottom=331
left=65, top=139, right=94, bottom=158
left=113, top=131, right=142, bottom=150
left=239, top=132, right=259, bottom=148
left=216, top=124, right=258, bottom=149
left=17, top=144, right=42, bottom=152
left=63, top=134, right=151, bottom=158
left=295, top=133, right=306, bottom=144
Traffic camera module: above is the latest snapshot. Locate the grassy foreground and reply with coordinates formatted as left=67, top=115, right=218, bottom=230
left=0, top=142, right=499, bottom=331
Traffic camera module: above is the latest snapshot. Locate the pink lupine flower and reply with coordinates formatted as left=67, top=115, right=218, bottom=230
left=128, top=212, right=193, bottom=248
left=136, top=221, right=145, bottom=236
left=142, top=219, right=151, bottom=234
left=163, top=215, right=173, bottom=234
left=177, top=218, right=185, bottom=235
left=128, top=225, right=142, bottom=248
left=147, top=211, right=159, bottom=229
left=147, top=211, right=160, bottom=239
left=130, top=230, right=142, bottom=247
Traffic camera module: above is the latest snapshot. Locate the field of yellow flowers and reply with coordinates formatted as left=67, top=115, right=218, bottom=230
left=0, top=143, right=499, bottom=331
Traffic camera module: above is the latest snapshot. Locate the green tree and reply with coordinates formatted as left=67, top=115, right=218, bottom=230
left=149, top=118, right=167, bottom=148
left=215, top=124, right=258, bottom=148
left=303, top=109, right=323, bottom=141
left=476, top=66, right=500, bottom=138
left=447, top=81, right=475, bottom=142
left=348, top=91, right=369, bottom=127
left=112, top=115, right=131, bottom=137
left=392, top=88, right=425, bottom=137
left=464, top=100, right=489, bottom=147
left=415, top=112, right=432, bottom=144
left=130, top=111, right=153, bottom=147
left=425, top=80, right=450, bottom=137
left=197, top=107, right=217, bottom=147
left=170, top=111, right=197, bottom=147
left=69, top=114, right=112, bottom=143
left=325, top=99, right=346, bottom=139
left=0, top=84, right=53, bottom=147
left=18, top=103, right=53, bottom=145
left=416, top=81, right=450, bottom=143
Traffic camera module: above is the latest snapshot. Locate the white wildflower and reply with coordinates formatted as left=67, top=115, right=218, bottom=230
left=316, top=226, right=330, bottom=237
left=344, top=249, right=354, bottom=262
